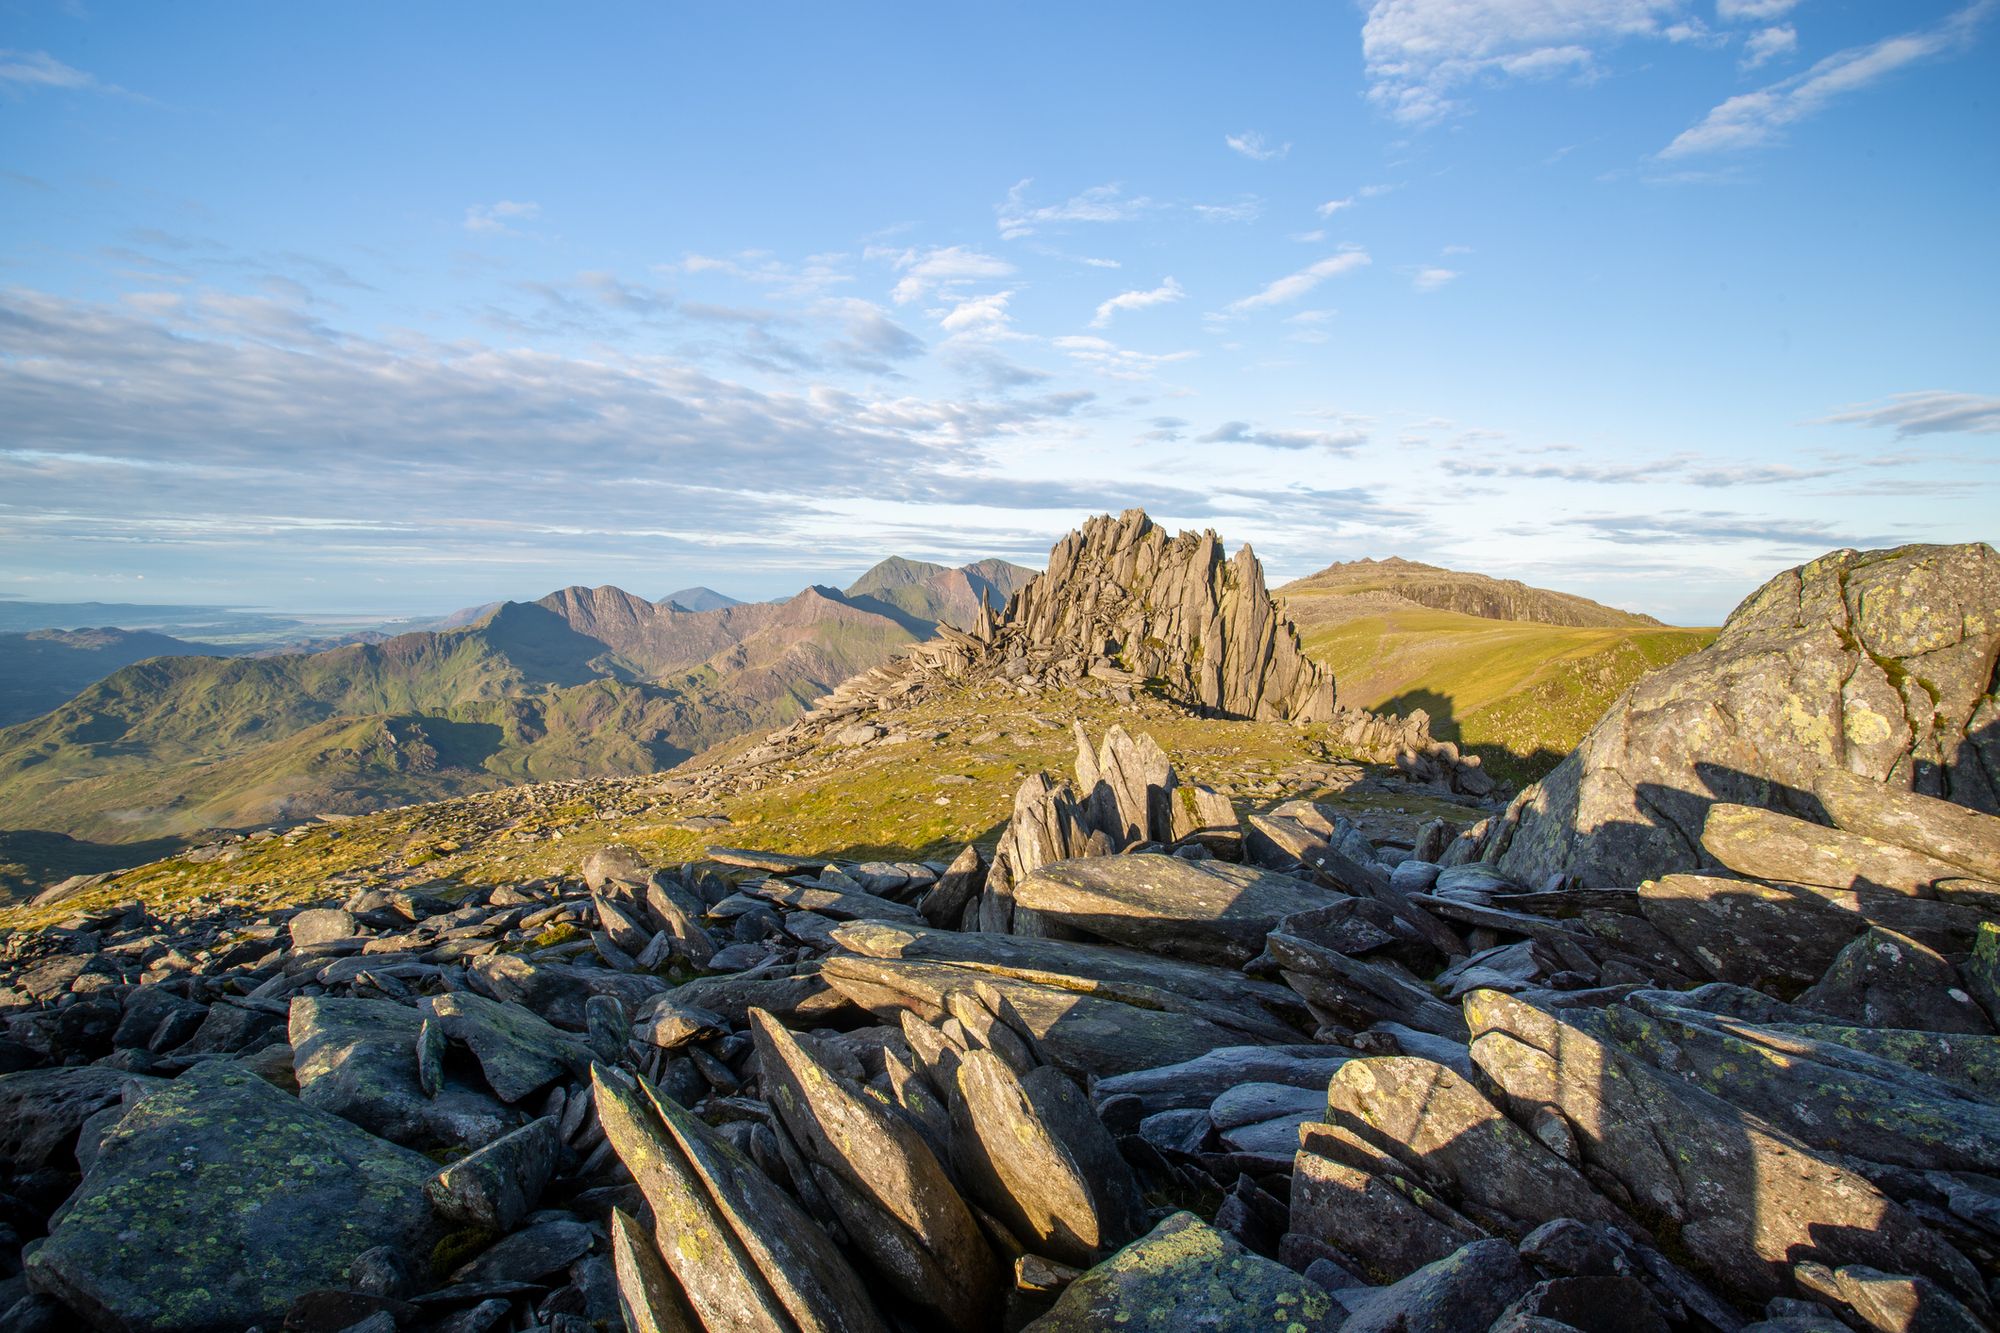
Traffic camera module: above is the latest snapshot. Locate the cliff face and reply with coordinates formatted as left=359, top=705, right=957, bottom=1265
left=1005, top=510, right=1334, bottom=723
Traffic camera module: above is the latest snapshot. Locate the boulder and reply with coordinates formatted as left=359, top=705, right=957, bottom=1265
left=1463, top=989, right=1988, bottom=1310
left=1013, top=854, right=1334, bottom=965
left=1484, top=543, right=2000, bottom=889
left=1795, top=926, right=1993, bottom=1034
left=592, top=1066, right=887, bottom=1333
left=1701, top=803, right=2000, bottom=909
left=26, top=1061, right=437, bottom=1332
left=289, top=907, right=360, bottom=948
left=1810, top=766, right=2000, bottom=883
left=290, top=996, right=523, bottom=1148
left=749, top=1010, right=1002, bottom=1329
left=1338, top=1239, right=1533, bottom=1333
left=1022, top=1211, right=1336, bottom=1332
left=424, top=1115, right=561, bottom=1232
left=950, top=1049, right=1149, bottom=1267
left=0, top=1066, right=137, bottom=1173
left=422, top=991, right=594, bottom=1104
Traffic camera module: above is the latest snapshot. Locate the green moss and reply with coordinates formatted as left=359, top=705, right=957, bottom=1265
left=429, top=1225, right=500, bottom=1276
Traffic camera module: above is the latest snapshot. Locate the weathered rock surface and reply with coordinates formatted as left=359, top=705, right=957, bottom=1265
left=291, top=995, right=523, bottom=1148
left=1013, top=854, right=1333, bottom=965
left=1484, top=543, right=2000, bottom=888
left=1023, top=1211, right=1335, bottom=1331
left=26, top=1061, right=438, bottom=1332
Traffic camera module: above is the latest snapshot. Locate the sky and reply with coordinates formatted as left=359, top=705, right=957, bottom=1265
left=2, top=1, right=1996, bottom=625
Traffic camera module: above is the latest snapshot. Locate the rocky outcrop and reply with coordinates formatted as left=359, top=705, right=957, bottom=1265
left=1282, top=555, right=1661, bottom=629
left=1481, top=543, right=2000, bottom=887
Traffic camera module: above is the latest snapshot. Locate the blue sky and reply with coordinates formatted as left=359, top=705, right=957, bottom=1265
left=2, top=1, right=1995, bottom=624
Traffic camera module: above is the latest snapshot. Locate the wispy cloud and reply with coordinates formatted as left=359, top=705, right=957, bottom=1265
left=1225, top=249, right=1370, bottom=313
left=1051, top=335, right=1197, bottom=381
left=1716, top=0, right=1796, bottom=20
left=463, top=200, right=541, bottom=235
left=1197, top=420, right=1367, bottom=453
left=1812, top=390, right=2000, bottom=437
left=938, top=290, right=1015, bottom=336
left=1360, top=0, right=1692, bottom=125
left=1090, top=277, right=1185, bottom=328
left=1663, top=2, right=1992, bottom=157
left=1192, top=199, right=1263, bottom=224
left=673, top=250, right=852, bottom=298
left=1740, top=24, right=1797, bottom=69
left=1317, top=183, right=1395, bottom=216
left=1413, top=267, right=1459, bottom=292
left=997, top=181, right=1152, bottom=239
left=1225, top=131, right=1291, bottom=161
left=869, top=245, right=1016, bottom=305
left=1559, top=510, right=1891, bottom=548
left=0, top=49, right=128, bottom=96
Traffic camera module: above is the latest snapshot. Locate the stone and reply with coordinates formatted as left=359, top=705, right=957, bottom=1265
left=1463, top=988, right=1988, bottom=1311
left=1968, top=920, right=2000, bottom=1025
left=291, top=996, right=522, bottom=1149
left=0, top=1066, right=134, bottom=1173
left=1290, top=1122, right=1490, bottom=1284
left=448, top=1218, right=593, bottom=1284
left=25, top=1060, right=437, bottom=1333
left=1323, top=1057, right=1633, bottom=1233
left=1811, top=1263, right=1988, bottom=1333
left=1267, top=931, right=1468, bottom=1040
left=1796, top=926, right=1993, bottom=1033
left=1091, top=1046, right=1351, bottom=1118
left=1337, top=1238, right=1533, bottom=1333
left=1498, top=1276, right=1671, bottom=1333
left=424, top=1115, right=561, bottom=1232
left=1485, top=543, right=2000, bottom=889
left=1004, top=510, right=1334, bottom=722
left=1811, top=766, right=2000, bottom=883
left=821, top=954, right=1251, bottom=1080
left=918, top=844, right=985, bottom=928
left=592, top=1066, right=888, bottom=1333
left=1021, top=1211, right=1336, bottom=1332
left=633, top=996, right=730, bottom=1050
left=290, top=907, right=361, bottom=948
left=423, top=991, right=594, bottom=1104
left=609, top=1205, right=699, bottom=1333
left=466, top=953, right=668, bottom=1031
left=1012, top=853, right=1335, bottom=965
left=751, top=1010, right=1002, bottom=1328
left=1701, top=803, right=2000, bottom=909
left=830, top=918, right=1308, bottom=1042
left=950, top=1049, right=1149, bottom=1267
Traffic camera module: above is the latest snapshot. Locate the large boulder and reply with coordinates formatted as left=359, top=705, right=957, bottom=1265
left=1012, top=854, right=1335, bottom=966
left=291, top=996, right=524, bottom=1149
left=26, top=1060, right=438, bottom=1331
left=1484, top=544, right=2000, bottom=888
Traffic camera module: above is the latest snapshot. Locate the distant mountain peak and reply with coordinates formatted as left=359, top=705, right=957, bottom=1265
left=659, top=586, right=742, bottom=613
left=1282, top=558, right=1660, bottom=629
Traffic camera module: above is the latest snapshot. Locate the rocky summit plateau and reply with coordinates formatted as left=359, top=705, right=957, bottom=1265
left=1, top=511, right=1997, bottom=1333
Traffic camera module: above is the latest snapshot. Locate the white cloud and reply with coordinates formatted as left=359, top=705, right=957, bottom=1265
left=997, top=181, right=1152, bottom=239
left=1197, top=420, right=1367, bottom=453
left=1665, top=3, right=1991, bottom=156
left=1716, top=0, right=1796, bottom=20
left=1225, top=131, right=1291, bottom=161
left=672, top=250, right=852, bottom=298
left=1740, top=24, right=1797, bottom=68
left=1225, top=249, right=1372, bottom=313
left=1413, top=267, right=1460, bottom=291
left=1193, top=199, right=1263, bottom=223
left=1360, top=0, right=1687, bottom=124
left=1052, top=335, right=1198, bottom=381
left=0, top=49, right=123, bottom=94
left=1090, top=277, right=1186, bottom=328
left=1812, top=390, right=2000, bottom=436
left=870, top=245, right=1016, bottom=304
left=464, top=200, right=541, bottom=235
left=938, top=291, right=1014, bottom=336
left=1291, top=229, right=1328, bottom=243
left=1318, top=183, right=1396, bottom=216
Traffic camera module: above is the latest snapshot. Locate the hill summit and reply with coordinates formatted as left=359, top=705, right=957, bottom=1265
left=1283, top=555, right=1659, bottom=629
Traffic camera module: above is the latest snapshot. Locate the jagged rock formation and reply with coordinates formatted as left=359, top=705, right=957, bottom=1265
left=1007, top=510, right=1334, bottom=722
left=707, top=511, right=1493, bottom=799
left=1282, top=555, right=1661, bottom=629
left=1479, top=543, right=2000, bottom=888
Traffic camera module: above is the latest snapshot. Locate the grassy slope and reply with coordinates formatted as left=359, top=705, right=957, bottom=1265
left=2, top=680, right=1479, bottom=924
left=1286, top=595, right=1714, bottom=783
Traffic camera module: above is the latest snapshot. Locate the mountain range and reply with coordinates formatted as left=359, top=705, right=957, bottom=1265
left=0, top=556, right=1034, bottom=850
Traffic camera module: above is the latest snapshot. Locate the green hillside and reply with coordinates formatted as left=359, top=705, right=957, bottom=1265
left=0, top=584, right=933, bottom=856
left=1284, top=595, right=1714, bottom=783
left=0, top=627, right=223, bottom=727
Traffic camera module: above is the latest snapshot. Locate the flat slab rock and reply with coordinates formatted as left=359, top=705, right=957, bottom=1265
left=26, top=1059, right=438, bottom=1332
left=1023, top=1210, right=1336, bottom=1331
left=1012, top=854, right=1335, bottom=965
left=291, top=995, right=525, bottom=1149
